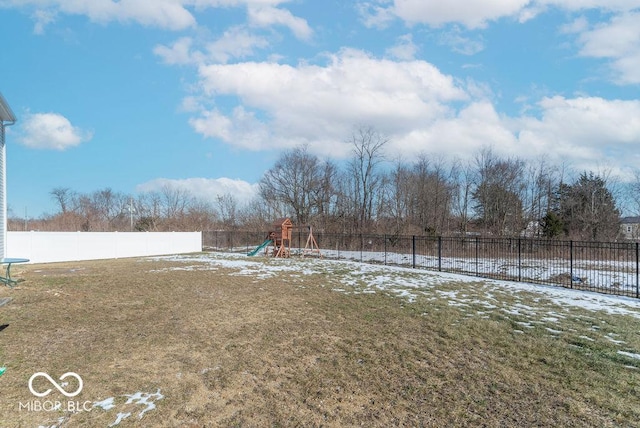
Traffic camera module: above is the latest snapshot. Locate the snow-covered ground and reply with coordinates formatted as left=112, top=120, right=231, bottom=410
left=38, top=389, right=164, bottom=428
left=148, top=251, right=640, bottom=371
left=220, top=244, right=640, bottom=297
left=317, top=248, right=639, bottom=295
left=152, top=251, right=640, bottom=317
left=151, top=252, right=640, bottom=369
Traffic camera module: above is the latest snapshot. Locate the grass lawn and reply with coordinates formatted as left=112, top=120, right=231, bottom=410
left=0, top=252, right=639, bottom=427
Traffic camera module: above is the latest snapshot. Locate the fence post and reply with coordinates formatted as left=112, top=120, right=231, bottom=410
left=636, top=242, right=639, bottom=299
left=475, top=237, right=479, bottom=276
left=438, top=236, right=442, bottom=272
left=360, top=234, right=363, bottom=262
left=412, top=235, right=416, bottom=269
left=570, top=240, right=574, bottom=289
left=384, top=234, right=387, bottom=265
left=518, top=238, right=522, bottom=282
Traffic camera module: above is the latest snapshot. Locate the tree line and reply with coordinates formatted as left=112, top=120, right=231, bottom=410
left=10, top=127, right=636, bottom=242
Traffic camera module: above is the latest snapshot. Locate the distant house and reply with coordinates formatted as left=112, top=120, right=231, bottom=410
left=620, top=216, right=640, bottom=240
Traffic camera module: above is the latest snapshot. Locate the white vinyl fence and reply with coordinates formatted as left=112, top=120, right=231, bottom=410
left=6, top=231, right=202, bottom=264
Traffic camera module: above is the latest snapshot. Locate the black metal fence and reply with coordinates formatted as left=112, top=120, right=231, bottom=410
left=202, top=231, right=640, bottom=299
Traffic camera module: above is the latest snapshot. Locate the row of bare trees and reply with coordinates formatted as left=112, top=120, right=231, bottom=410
left=9, top=127, right=634, bottom=241
left=256, top=127, right=625, bottom=240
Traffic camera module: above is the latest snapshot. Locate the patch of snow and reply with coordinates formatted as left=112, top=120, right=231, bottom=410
left=108, top=412, right=131, bottom=427
left=618, top=351, right=640, bottom=360
left=93, top=397, right=116, bottom=411
left=38, top=417, right=66, bottom=428
left=125, top=389, right=164, bottom=419
left=92, top=389, right=164, bottom=427
left=605, top=336, right=626, bottom=345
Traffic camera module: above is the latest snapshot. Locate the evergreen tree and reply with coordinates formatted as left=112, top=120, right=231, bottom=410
left=556, top=172, right=620, bottom=241
left=540, top=211, right=564, bottom=238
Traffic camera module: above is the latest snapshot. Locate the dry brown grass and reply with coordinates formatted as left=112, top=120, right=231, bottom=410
left=0, top=254, right=639, bottom=427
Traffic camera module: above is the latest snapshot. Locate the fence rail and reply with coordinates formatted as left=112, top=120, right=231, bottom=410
left=202, top=231, right=640, bottom=299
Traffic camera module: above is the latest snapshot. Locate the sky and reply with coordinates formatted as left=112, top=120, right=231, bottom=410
left=0, top=0, right=639, bottom=218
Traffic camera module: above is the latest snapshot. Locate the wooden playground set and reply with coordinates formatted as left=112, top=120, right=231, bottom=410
left=247, top=218, right=322, bottom=258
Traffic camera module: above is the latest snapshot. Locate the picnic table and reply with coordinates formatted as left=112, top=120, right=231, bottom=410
left=0, top=258, right=29, bottom=287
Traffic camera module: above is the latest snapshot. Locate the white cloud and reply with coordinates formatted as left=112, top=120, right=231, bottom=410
left=393, top=96, right=640, bottom=173
left=186, top=44, right=640, bottom=175
left=517, top=96, right=640, bottom=156
left=4, top=0, right=306, bottom=33
left=389, top=0, right=531, bottom=29
left=206, top=26, right=270, bottom=63
left=536, top=0, right=640, bottom=12
left=189, top=106, right=272, bottom=151
left=438, top=27, right=485, bottom=55
left=247, top=5, right=312, bottom=40
left=559, top=16, right=589, bottom=34
left=154, top=37, right=201, bottom=65
left=386, top=34, right=419, bottom=60
left=18, top=113, right=92, bottom=150
left=191, top=48, right=468, bottom=156
left=361, top=1, right=640, bottom=85
left=136, top=177, right=259, bottom=205
left=374, top=0, right=640, bottom=29
left=154, top=29, right=270, bottom=66
left=574, top=12, right=640, bottom=84
left=391, top=101, right=518, bottom=159
left=31, top=8, right=57, bottom=35
left=357, top=1, right=396, bottom=29
left=50, top=0, right=196, bottom=31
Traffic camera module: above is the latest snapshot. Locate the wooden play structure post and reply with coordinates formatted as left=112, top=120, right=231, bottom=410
left=260, top=218, right=322, bottom=258
left=268, top=218, right=293, bottom=258
left=302, top=226, right=321, bottom=258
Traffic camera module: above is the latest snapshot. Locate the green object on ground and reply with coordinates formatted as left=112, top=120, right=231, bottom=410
left=0, top=367, right=6, bottom=377
left=247, top=239, right=273, bottom=256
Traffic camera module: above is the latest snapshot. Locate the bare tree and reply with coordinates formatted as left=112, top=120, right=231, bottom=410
left=311, top=160, right=338, bottom=231
left=90, top=188, right=129, bottom=230
left=50, top=187, right=76, bottom=214
left=451, top=158, right=474, bottom=235
left=348, top=126, right=388, bottom=232
left=472, top=148, right=526, bottom=236
left=380, top=160, right=412, bottom=235
left=405, top=155, right=454, bottom=236
left=259, top=145, right=324, bottom=224
left=217, top=193, right=238, bottom=229
left=520, top=158, right=562, bottom=237
left=160, top=185, right=193, bottom=221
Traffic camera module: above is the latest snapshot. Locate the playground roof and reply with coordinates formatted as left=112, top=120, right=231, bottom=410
left=0, top=93, right=16, bottom=124
left=272, top=217, right=292, bottom=228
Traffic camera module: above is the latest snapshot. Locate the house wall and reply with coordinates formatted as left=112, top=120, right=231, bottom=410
left=620, top=224, right=640, bottom=240
left=6, top=231, right=202, bottom=263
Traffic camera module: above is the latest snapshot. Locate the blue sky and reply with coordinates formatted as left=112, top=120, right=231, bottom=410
left=0, top=0, right=639, bottom=218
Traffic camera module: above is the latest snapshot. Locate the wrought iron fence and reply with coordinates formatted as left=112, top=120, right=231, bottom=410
left=202, top=231, right=640, bottom=299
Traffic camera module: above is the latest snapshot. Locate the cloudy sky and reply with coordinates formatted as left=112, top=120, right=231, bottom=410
left=1, top=0, right=639, bottom=217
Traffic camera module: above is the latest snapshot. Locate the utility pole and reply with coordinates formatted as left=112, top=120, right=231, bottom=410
left=129, top=197, right=135, bottom=231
